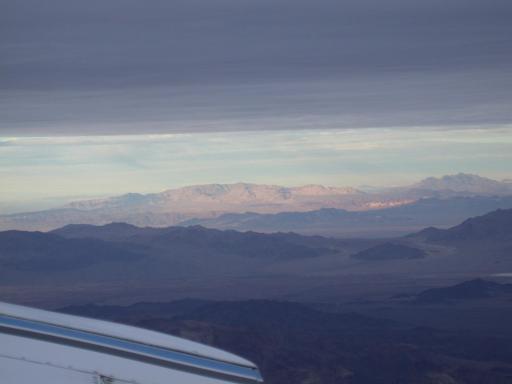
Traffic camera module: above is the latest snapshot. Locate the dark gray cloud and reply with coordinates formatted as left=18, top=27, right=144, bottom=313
left=1, top=0, right=511, bottom=135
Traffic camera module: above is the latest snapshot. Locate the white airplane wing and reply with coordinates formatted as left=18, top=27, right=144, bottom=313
left=0, top=301, right=263, bottom=384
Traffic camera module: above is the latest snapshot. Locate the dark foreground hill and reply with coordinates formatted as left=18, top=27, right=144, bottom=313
left=0, top=224, right=338, bottom=287
left=60, top=299, right=512, bottom=384
left=52, top=223, right=336, bottom=260
left=0, top=230, right=142, bottom=271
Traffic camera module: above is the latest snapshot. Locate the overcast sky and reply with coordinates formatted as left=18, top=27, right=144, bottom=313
left=1, top=1, right=511, bottom=210
left=2, top=0, right=511, bottom=135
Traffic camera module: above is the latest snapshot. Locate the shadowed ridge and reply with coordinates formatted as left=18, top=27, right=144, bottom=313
left=415, top=279, right=512, bottom=303
left=413, top=208, right=512, bottom=242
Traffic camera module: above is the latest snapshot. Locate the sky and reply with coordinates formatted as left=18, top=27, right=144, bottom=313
left=1, top=0, right=512, bottom=211
left=1, top=126, right=512, bottom=213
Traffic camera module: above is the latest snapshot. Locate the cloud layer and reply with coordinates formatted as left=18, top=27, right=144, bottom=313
left=1, top=0, right=511, bottom=135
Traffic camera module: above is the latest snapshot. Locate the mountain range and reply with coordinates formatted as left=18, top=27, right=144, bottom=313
left=182, top=195, right=512, bottom=237
left=1, top=173, right=512, bottom=232
left=412, top=173, right=512, bottom=195
left=1, top=208, right=512, bottom=307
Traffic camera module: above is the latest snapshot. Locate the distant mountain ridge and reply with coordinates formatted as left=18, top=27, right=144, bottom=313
left=1, top=173, right=511, bottom=232
left=379, top=173, right=512, bottom=199
left=181, top=196, right=512, bottom=237
left=413, top=173, right=512, bottom=195
left=66, top=183, right=364, bottom=211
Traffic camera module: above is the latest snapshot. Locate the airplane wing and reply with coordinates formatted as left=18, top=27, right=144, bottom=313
left=0, top=301, right=263, bottom=384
